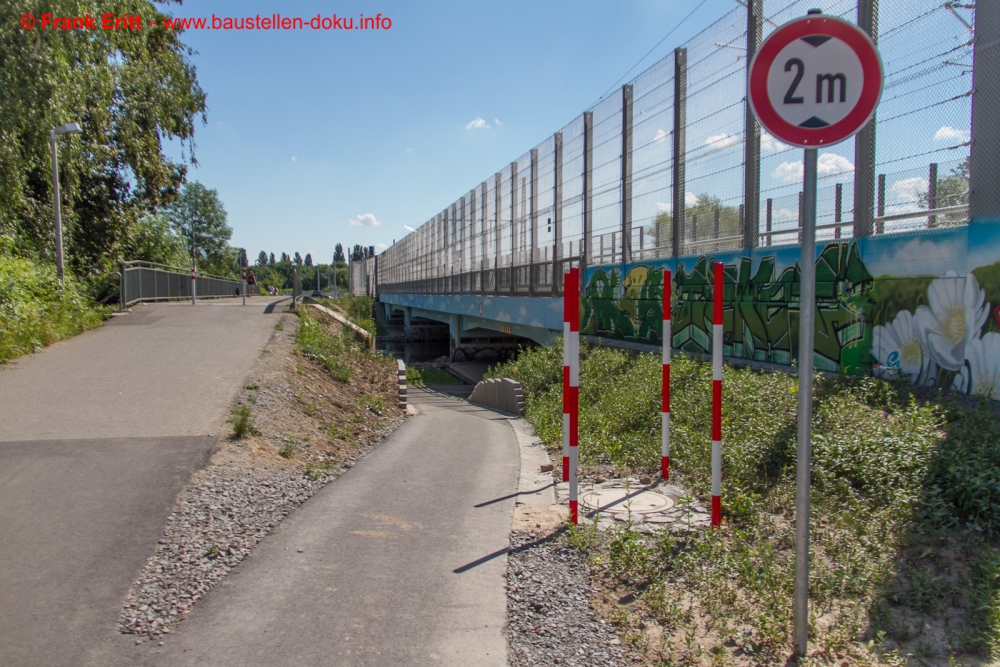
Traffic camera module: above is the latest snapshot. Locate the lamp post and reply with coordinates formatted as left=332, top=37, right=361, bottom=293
left=51, top=122, right=81, bottom=281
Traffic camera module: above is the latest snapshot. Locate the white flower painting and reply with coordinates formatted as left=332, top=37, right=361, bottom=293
left=874, top=271, right=995, bottom=394
left=872, top=310, right=929, bottom=383
left=954, top=332, right=1000, bottom=399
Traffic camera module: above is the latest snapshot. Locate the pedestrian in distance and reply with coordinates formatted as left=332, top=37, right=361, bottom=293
left=247, top=270, right=257, bottom=297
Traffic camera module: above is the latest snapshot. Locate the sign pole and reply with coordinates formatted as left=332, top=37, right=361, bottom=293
left=794, top=147, right=817, bottom=656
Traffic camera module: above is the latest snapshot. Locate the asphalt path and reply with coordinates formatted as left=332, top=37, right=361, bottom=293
left=118, top=387, right=520, bottom=667
left=0, top=298, right=284, bottom=667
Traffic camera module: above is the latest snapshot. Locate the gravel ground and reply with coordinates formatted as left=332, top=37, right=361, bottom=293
left=117, top=426, right=396, bottom=640
left=507, top=531, right=629, bottom=667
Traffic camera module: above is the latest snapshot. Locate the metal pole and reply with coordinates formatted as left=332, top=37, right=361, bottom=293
left=191, top=223, right=197, bottom=305
left=672, top=48, right=688, bottom=258
left=969, top=0, right=1000, bottom=221
left=794, top=147, right=818, bottom=658
left=743, top=0, right=763, bottom=250
left=621, top=84, right=633, bottom=265
left=51, top=132, right=65, bottom=282
left=853, top=0, right=879, bottom=238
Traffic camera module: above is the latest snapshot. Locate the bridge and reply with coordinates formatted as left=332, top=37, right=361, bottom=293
left=355, top=1, right=1000, bottom=390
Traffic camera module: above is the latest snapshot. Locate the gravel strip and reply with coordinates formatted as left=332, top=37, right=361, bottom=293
left=507, top=532, right=627, bottom=667
left=118, top=421, right=399, bottom=641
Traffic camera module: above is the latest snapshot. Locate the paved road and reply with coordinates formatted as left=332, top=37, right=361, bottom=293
left=117, top=387, right=520, bottom=667
left=0, top=299, right=283, bottom=667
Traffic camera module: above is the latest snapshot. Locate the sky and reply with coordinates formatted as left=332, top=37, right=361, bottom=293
left=165, top=0, right=744, bottom=264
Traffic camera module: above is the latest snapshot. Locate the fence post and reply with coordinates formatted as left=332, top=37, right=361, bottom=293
left=743, top=0, right=763, bottom=250
left=928, top=163, right=938, bottom=228
left=835, top=183, right=843, bottom=240
left=583, top=112, right=593, bottom=290
left=672, top=48, right=688, bottom=258
left=877, top=173, right=886, bottom=234
left=662, top=268, right=672, bottom=480
left=970, top=0, right=1000, bottom=221
left=530, top=148, right=538, bottom=296
left=495, top=172, right=502, bottom=296
left=554, top=131, right=563, bottom=294
left=622, top=84, right=633, bottom=266
left=853, top=0, right=879, bottom=238
left=119, top=260, right=125, bottom=312
left=510, top=161, right=517, bottom=295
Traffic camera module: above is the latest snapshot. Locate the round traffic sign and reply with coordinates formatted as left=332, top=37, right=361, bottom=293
left=748, top=13, right=882, bottom=148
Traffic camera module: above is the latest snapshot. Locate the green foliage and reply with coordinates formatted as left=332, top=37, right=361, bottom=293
left=330, top=294, right=377, bottom=338
left=165, top=182, right=233, bottom=275
left=228, top=404, right=259, bottom=439
left=0, top=1, right=206, bottom=275
left=0, top=246, right=107, bottom=362
left=294, top=309, right=353, bottom=382
left=405, top=367, right=459, bottom=386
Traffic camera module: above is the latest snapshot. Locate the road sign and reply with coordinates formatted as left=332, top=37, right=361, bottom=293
left=748, top=13, right=882, bottom=148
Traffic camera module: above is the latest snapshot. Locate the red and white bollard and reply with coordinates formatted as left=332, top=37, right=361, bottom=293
left=563, top=267, right=580, bottom=524
left=662, top=269, right=672, bottom=481
left=711, top=261, right=724, bottom=527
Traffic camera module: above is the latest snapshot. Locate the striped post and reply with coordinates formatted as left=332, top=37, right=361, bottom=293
left=711, top=261, right=724, bottom=528
left=661, top=269, right=672, bottom=481
left=563, top=267, right=580, bottom=524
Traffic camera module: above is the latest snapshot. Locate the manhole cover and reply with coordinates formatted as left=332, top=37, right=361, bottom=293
left=580, top=488, right=674, bottom=515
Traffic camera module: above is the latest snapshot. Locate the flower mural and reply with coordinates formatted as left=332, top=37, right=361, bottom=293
left=912, top=271, right=989, bottom=372
left=872, top=310, right=930, bottom=383
left=954, top=332, right=1000, bottom=399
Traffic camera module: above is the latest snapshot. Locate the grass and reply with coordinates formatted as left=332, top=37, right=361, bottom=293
left=490, top=342, right=1000, bottom=664
left=294, top=308, right=355, bottom=382
left=0, top=247, right=108, bottom=362
left=228, top=404, right=260, bottom=438
left=405, top=367, right=459, bottom=386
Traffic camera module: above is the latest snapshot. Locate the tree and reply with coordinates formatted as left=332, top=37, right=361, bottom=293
left=334, top=243, right=345, bottom=264
left=269, top=252, right=276, bottom=266
left=921, top=157, right=969, bottom=225
left=350, top=244, right=371, bottom=261
left=122, top=212, right=187, bottom=267
left=257, top=251, right=268, bottom=267
left=0, top=0, right=206, bottom=279
left=280, top=252, right=290, bottom=263
left=165, top=182, right=232, bottom=272
left=293, top=252, right=302, bottom=265
left=304, top=253, right=313, bottom=267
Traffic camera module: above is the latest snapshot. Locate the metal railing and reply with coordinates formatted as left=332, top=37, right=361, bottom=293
left=119, top=261, right=244, bottom=309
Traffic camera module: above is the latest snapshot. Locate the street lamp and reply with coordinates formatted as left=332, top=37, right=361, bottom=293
left=51, top=122, right=81, bottom=281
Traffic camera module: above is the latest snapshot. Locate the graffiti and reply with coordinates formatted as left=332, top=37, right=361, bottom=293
left=582, top=241, right=875, bottom=373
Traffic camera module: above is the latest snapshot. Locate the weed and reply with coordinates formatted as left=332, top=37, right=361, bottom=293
left=279, top=444, right=295, bottom=459
left=294, top=309, right=353, bottom=382
left=274, top=323, right=284, bottom=331
left=228, top=404, right=260, bottom=438
left=204, top=542, right=220, bottom=558
left=328, top=423, right=351, bottom=442
left=359, top=395, right=387, bottom=415
left=405, top=367, right=459, bottom=386
left=304, top=461, right=335, bottom=480
left=302, top=401, right=318, bottom=416
left=244, top=383, right=259, bottom=391
left=296, top=363, right=304, bottom=374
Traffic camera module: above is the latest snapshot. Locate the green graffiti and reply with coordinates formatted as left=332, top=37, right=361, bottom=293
left=581, top=241, right=874, bottom=373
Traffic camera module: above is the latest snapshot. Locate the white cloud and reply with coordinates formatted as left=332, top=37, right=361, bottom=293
left=349, top=213, right=382, bottom=227
left=653, top=128, right=668, bottom=143
left=818, top=153, right=854, bottom=178
left=887, top=176, right=928, bottom=213
left=773, top=153, right=854, bottom=183
left=760, top=132, right=778, bottom=151
left=773, top=161, right=802, bottom=183
left=705, top=133, right=739, bottom=151
left=654, top=193, right=700, bottom=214
left=934, top=125, right=970, bottom=143
left=772, top=207, right=798, bottom=224
left=494, top=118, right=502, bottom=126
left=374, top=243, right=388, bottom=251
left=465, top=117, right=490, bottom=130
left=291, top=156, right=297, bottom=163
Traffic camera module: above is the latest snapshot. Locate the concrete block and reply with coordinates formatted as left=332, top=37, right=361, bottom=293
left=468, top=377, right=524, bottom=416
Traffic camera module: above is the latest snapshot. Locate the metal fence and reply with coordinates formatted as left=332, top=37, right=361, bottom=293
left=378, top=0, right=974, bottom=296
left=120, top=261, right=244, bottom=308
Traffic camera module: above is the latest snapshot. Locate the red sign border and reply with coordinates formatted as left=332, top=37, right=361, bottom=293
left=748, top=14, right=883, bottom=148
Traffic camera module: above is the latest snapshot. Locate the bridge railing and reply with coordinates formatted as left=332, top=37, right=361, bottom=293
left=119, top=261, right=244, bottom=309
left=375, top=0, right=974, bottom=297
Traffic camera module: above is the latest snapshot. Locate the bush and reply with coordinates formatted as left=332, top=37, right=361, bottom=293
left=294, top=308, right=353, bottom=382
left=0, top=244, right=107, bottom=362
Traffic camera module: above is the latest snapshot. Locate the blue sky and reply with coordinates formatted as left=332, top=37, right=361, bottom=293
left=166, top=0, right=743, bottom=263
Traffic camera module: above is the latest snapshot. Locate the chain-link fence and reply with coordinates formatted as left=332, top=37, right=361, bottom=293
left=378, top=0, right=975, bottom=295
